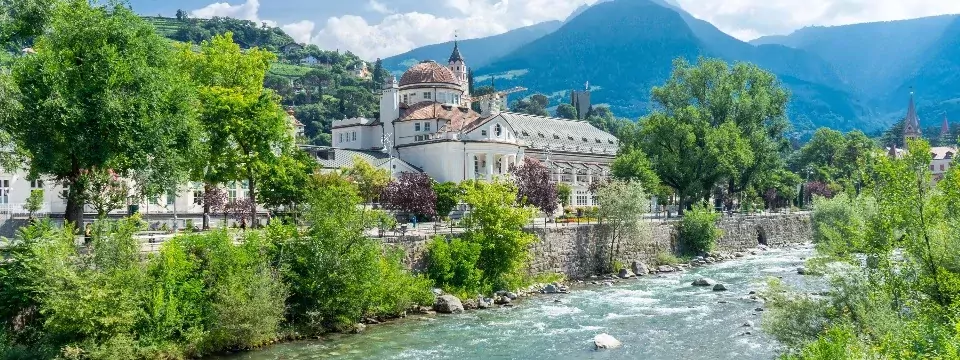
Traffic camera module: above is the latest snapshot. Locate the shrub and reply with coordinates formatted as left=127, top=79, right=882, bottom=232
left=460, top=181, right=535, bottom=292
left=426, top=236, right=483, bottom=295
left=809, top=193, right=875, bottom=259
left=677, top=202, right=720, bottom=256
left=654, top=252, right=681, bottom=266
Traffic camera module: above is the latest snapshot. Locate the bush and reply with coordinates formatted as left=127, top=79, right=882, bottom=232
left=809, top=194, right=875, bottom=259
left=677, top=202, right=721, bottom=256
left=654, top=252, right=681, bottom=266
left=426, top=236, right=483, bottom=295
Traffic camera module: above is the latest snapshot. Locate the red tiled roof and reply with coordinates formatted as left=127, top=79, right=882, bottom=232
left=399, top=61, right=458, bottom=87
left=399, top=102, right=482, bottom=131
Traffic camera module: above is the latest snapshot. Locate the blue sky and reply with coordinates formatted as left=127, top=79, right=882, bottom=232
left=127, top=0, right=960, bottom=60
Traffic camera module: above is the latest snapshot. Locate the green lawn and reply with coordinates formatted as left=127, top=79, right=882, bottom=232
left=269, top=62, right=312, bottom=78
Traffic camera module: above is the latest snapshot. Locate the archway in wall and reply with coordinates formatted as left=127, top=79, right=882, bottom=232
left=757, top=227, right=768, bottom=246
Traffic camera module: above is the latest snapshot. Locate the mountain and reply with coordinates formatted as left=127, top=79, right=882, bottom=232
left=380, top=21, right=562, bottom=74
left=750, top=15, right=957, bottom=100
left=892, top=17, right=960, bottom=126
left=475, top=0, right=869, bottom=131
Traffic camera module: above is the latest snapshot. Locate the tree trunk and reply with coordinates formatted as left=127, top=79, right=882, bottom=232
left=65, top=180, right=84, bottom=231
left=248, top=166, right=257, bottom=228
left=203, top=183, right=212, bottom=230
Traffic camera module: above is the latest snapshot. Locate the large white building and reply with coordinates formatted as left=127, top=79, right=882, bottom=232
left=313, top=43, right=620, bottom=207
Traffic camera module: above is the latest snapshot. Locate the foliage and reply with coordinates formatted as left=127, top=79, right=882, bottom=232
left=556, top=183, right=572, bottom=208
left=257, top=148, right=317, bottom=213
left=340, top=156, right=390, bottom=204
left=380, top=172, right=438, bottom=219
left=654, top=252, right=682, bottom=266
left=789, top=128, right=875, bottom=193
left=22, top=189, right=43, bottom=218
left=511, top=157, right=558, bottom=214
left=458, top=181, right=536, bottom=291
left=677, top=202, right=721, bottom=256
left=509, top=94, right=549, bottom=117
left=203, top=187, right=229, bottom=215
left=610, top=148, right=662, bottom=196
left=766, top=139, right=960, bottom=358
left=4, top=0, right=199, bottom=224
left=555, top=103, right=578, bottom=119
left=432, top=182, right=462, bottom=219
left=628, top=57, right=790, bottom=214
left=595, top=180, right=650, bottom=271
left=227, top=198, right=254, bottom=224
left=0, top=0, right=55, bottom=48
left=169, top=16, right=294, bottom=51
left=78, top=167, right=130, bottom=219
left=426, top=237, right=484, bottom=295
left=268, top=173, right=431, bottom=332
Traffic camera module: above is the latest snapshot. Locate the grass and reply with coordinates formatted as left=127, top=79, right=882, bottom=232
left=529, top=272, right=565, bottom=285
left=269, top=62, right=313, bottom=78
left=654, top=252, right=683, bottom=266
left=142, top=16, right=185, bottom=37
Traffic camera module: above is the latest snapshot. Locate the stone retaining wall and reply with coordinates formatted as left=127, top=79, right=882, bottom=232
left=385, top=214, right=812, bottom=280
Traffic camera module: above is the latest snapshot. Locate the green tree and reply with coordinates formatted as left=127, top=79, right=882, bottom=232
left=5, top=0, right=198, bottom=226
left=0, top=0, right=55, bottom=49
left=611, top=148, right=661, bottom=195
left=257, top=148, right=317, bottom=217
left=460, top=181, right=535, bottom=291
left=555, top=103, right=578, bottom=119
left=340, top=156, right=390, bottom=205
left=433, top=181, right=462, bottom=220
left=510, top=93, right=549, bottom=117
left=179, top=33, right=289, bottom=228
left=22, top=189, right=43, bottom=218
left=595, top=180, right=649, bottom=271
left=677, top=202, right=721, bottom=255
left=632, top=57, right=790, bottom=214
left=556, top=183, right=572, bottom=208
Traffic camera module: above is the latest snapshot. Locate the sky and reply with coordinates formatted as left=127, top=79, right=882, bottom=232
left=129, top=0, right=960, bottom=60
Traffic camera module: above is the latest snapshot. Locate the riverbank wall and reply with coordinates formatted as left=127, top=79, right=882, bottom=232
left=384, top=214, right=812, bottom=279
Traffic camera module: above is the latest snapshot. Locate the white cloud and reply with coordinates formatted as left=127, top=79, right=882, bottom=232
left=282, top=21, right=315, bottom=44
left=366, top=0, right=394, bottom=15
left=675, top=0, right=960, bottom=40
left=191, top=0, right=275, bottom=27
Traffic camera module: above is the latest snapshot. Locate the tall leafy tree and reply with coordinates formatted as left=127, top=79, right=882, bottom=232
left=179, top=32, right=290, bottom=228
left=555, top=103, right=578, bottom=120
left=595, top=180, right=649, bottom=270
left=380, top=172, right=437, bottom=219
left=632, top=57, right=790, bottom=214
left=340, top=156, right=390, bottom=205
left=511, top=157, right=558, bottom=214
left=432, top=181, right=462, bottom=219
left=510, top=94, right=550, bottom=117
left=4, top=0, right=198, bottom=225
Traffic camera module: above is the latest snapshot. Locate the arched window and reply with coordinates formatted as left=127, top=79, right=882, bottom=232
left=495, top=124, right=502, bottom=137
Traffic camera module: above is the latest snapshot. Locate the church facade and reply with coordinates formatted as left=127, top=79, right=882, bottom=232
left=317, top=43, right=619, bottom=207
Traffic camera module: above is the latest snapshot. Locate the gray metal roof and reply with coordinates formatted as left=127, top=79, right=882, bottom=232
left=304, top=146, right=420, bottom=171
left=490, top=112, right=619, bottom=155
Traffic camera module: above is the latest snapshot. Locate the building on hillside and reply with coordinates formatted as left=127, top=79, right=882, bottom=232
left=887, top=92, right=956, bottom=182
left=280, top=42, right=304, bottom=54
left=570, top=83, right=591, bottom=120
left=351, top=61, right=371, bottom=79
left=321, top=42, right=619, bottom=208
left=286, top=108, right=305, bottom=140
left=302, top=55, right=319, bottom=65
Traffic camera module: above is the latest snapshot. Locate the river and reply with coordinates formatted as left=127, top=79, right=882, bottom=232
left=219, top=244, right=819, bottom=360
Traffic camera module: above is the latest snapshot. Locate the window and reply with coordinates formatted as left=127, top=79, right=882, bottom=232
left=930, top=165, right=935, bottom=171
left=193, top=189, right=203, bottom=206
left=402, top=94, right=408, bottom=103
left=166, top=189, right=176, bottom=206
left=568, top=135, right=575, bottom=141
left=424, top=122, right=431, bottom=132
left=438, top=92, right=448, bottom=103
left=495, top=124, right=502, bottom=136
left=474, top=155, right=481, bottom=175
left=0, top=180, right=8, bottom=204
left=481, top=130, right=487, bottom=136
left=424, top=92, right=432, bottom=100
left=575, top=190, right=588, bottom=206
left=452, top=95, right=460, bottom=104
left=415, top=135, right=424, bottom=141
left=339, top=133, right=343, bottom=143
left=582, top=137, right=588, bottom=142
left=941, top=164, right=946, bottom=171
left=538, top=132, right=544, bottom=138
left=31, top=179, right=43, bottom=188
left=352, top=131, right=357, bottom=141
left=595, top=138, right=601, bottom=143
left=521, top=131, right=529, bottom=136
left=415, top=123, right=421, bottom=132
left=553, top=134, right=560, bottom=139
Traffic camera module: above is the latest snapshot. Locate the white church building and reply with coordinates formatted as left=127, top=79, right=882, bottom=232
left=310, top=43, right=620, bottom=207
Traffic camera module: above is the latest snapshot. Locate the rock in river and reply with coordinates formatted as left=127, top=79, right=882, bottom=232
left=657, top=265, right=676, bottom=273
left=713, top=283, right=728, bottom=291
left=691, top=277, right=716, bottom=286
left=543, top=284, right=558, bottom=294
left=434, top=295, right=464, bottom=314
left=618, top=268, right=635, bottom=279
left=593, top=333, right=622, bottom=350
left=632, top=261, right=649, bottom=275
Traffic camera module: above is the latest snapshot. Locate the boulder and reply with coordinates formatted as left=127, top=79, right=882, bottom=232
left=631, top=261, right=649, bottom=275
left=618, top=268, right=635, bottom=279
left=691, top=277, right=716, bottom=286
left=350, top=323, right=366, bottom=334
left=797, top=267, right=808, bottom=275
left=742, top=321, right=754, bottom=327
left=433, top=295, right=464, bottom=314
left=494, top=296, right=512, bottom=305
left=543, top=284, right=559, bottom=294
left=713, top=283, right=728, bottom=291
left=477, top=298, right=492, bottom=309
left=431, top=288, right=444, bottom=296
left=735, top=252, right=745, bottom=258
left=506, top=292, right=518, bottom=300
left=657, top=265, right=675, bottom=273
left=593, top=333, right=622, bottom=350
left=462, top=298, right=478, bottom=310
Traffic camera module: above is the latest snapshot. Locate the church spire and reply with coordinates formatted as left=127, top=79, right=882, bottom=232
left=941, top=114, right=950, bottom=137
left=903, top=88, right=922, bottom=143
left=449, top=38, right=464, bottom=63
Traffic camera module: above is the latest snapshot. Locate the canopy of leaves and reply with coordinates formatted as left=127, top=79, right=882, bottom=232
left=789, top=127, right=875, bottom=193
left=555, top=103, right=578, bottom=120
left=170, top=16, right=294, bottom=51
left=459, top=180, right=535, bottom=291
left=510, top=94, right=550, bottom=117
left=433, top=181, right=462, bottom=219
left=512, top=157, right=558, bottom=214
left=381, top=172, right=438, bottom=218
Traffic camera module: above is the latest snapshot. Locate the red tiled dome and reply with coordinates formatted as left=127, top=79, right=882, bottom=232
left=399, top=60, right=459, bottom=87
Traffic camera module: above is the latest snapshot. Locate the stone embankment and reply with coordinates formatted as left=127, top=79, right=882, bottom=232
left=386, top=214, right=812, bottom=280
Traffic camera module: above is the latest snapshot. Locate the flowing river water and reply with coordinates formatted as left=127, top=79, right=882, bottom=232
left=219, top=244, right=820, bottom=360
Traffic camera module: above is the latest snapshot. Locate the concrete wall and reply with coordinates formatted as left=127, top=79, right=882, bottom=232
left=385, top=214, right=812, bottom=280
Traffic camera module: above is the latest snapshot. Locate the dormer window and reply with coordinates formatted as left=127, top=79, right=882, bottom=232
left=402, top=94, right=408, bottom=103
left=553, top=134, right=560, bottom=139
left=607, top=139, right=615, bottom=144
left=947, top=152, right=954, bottom=159
left=495, top=124, right=502, bottom=137
left=582, top=137, right=588, bottom=142
left=567, top=135, right=575, bottom=141
left=521, top=131, right=529, bottom=136
left=424, top=92, right=432, bottom=100
left=595, top=139, right=601, bottom=143
left=538, top=133, right=544, bottom=138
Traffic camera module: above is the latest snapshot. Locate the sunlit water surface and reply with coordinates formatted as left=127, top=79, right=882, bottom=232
left=218, top=244, right=821, bottom=360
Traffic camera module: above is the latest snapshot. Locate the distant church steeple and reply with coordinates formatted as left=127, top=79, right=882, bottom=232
left=941, top=114, right=950, bottom=137
left=903, top=88, right=922, bottom=145
left=447, top=33, right=468, bottom=98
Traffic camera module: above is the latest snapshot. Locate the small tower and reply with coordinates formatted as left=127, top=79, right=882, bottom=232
left=448, top=37, right=468, bottom=97
left=380, top=76, right=399, bottom=124
left=903, top=89, right=922, bottom=145
left=941, top=114, right=950, bottom=138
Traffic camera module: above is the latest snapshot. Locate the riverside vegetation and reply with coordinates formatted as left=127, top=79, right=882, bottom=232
left=762, top=139, right=960, bottom=359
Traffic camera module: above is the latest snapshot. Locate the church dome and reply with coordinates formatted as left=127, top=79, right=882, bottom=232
left=399, top=60, right=459, bottom=87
